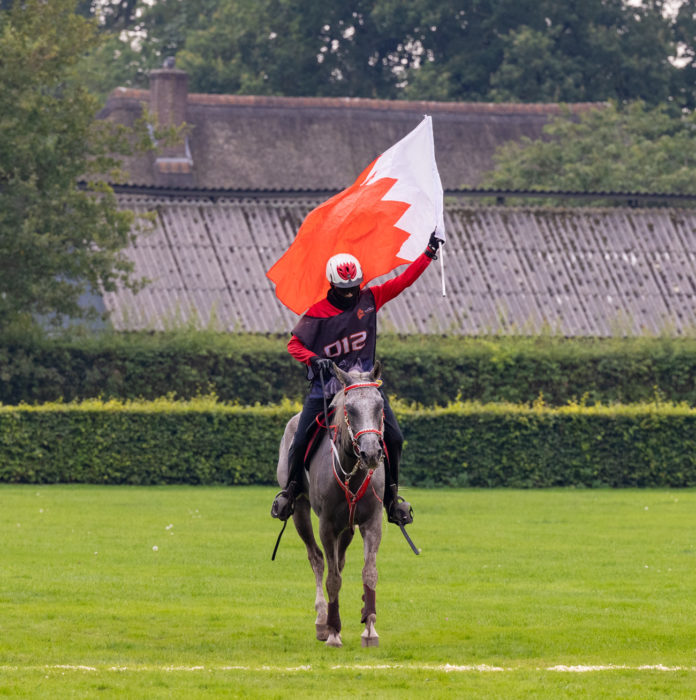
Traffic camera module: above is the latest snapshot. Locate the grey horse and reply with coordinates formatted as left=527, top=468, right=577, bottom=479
left=276, top=361, right=386, bottom=647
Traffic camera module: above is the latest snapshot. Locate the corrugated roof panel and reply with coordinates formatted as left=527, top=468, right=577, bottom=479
left=107, top=197, right=696, bottom=336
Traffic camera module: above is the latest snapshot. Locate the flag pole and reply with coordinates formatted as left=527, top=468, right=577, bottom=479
left=439, top=243, right=446, bottom=296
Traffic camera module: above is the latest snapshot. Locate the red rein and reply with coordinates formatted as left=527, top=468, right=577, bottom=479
left=333, top=466, right=376, bottom=532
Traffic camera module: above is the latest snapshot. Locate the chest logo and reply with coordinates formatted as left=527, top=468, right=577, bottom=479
left=357, top=305, right=375, bottom=319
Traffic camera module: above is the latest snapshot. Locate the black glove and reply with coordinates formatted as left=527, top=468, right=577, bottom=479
left=310, top=356, right=333, bottom=377
left=425, top=231, right=443, bottom=259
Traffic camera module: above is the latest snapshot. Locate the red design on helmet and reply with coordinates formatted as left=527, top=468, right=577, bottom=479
left=336, top=262, right=357, bottom=282
left=326, top=254, right=364, bottom=288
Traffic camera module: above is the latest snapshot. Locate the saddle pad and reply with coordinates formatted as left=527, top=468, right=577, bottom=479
left=303, top=407, right=337, bottom=469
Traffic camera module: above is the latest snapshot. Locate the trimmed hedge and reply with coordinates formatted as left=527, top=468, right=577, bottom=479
left=4, top=331, right=696, bottom=406
left=0, top=332, right=304, bottom=406
left=2, top=398, right=696, bottom=487
left=401, top=401, right=696, bottom=488
left=0, top=397, right=297, bottom=486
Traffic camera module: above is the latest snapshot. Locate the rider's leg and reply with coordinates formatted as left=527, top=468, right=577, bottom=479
left=381, top=392, right=413, bottom=526
left=271, top=396, right=325, bottom=521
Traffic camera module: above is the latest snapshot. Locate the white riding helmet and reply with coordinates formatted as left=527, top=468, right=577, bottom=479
left=326, top=253, right=363, bottom=288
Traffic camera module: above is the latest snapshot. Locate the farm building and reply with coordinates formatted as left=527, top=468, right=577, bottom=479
left=98, top=66, right=696, bottom=337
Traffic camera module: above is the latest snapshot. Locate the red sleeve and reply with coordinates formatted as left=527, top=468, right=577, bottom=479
left=370, top=252, right=433, bottom=311
left=288, top=335, right=315, bottom=365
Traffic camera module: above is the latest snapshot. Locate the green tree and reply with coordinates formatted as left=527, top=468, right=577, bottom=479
left=672, top=0, right=696, bottom=109
left=74, top=0, right=695, bottom=107
left=0, top=0, right=152, bottom=330
left=480, top=101, right=696, bottom=195
left=176, top=0, right=552, bottom=99
left=398, top=0, right=552, bottom=101
left=488, top=1, right=677, bottom=105
left=75, top=0, right=216, bottom=99
left=176, top=0, right=687, bottom=105
left=75, top=0, right=139, bottom=30
left=178, top=0, right=411, bottom=97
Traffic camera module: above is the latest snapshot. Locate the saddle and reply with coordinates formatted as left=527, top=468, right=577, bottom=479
left=302, top=407, right=337, bottom=469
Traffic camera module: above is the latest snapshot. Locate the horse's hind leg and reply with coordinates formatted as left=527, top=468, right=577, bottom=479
left=359, top=516, right=382, bottom=647
left=292, top=497, right=328, bottom=640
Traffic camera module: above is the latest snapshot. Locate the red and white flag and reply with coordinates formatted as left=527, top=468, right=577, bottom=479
left=267, top=115, right=445, bottom=314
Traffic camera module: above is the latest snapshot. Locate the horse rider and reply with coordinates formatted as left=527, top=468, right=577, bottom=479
left=271, top=232, right=443, bottom=527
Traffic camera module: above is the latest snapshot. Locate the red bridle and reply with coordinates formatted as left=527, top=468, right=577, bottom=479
left=332, top=380, right=384, bottom=531
left=342, top=382, right=385, bottom=449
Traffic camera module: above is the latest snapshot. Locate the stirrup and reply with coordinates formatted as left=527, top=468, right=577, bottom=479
left=387, top=496, right=413, bottom=526
left=271, top=488, right=295, bottom=521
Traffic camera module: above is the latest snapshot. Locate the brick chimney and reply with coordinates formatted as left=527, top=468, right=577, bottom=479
left=149, top=58, right=194, bottom=186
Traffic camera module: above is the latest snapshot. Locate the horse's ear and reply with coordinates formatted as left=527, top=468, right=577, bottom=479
left=332, top=362, right=351, bottom=387
left=371, top=360, right=382, bottom=382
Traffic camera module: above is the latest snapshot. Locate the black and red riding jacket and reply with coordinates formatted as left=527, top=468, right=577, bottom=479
left=289, top=253, right=432, bottom=398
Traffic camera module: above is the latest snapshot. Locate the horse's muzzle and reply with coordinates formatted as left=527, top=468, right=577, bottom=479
left=357, top=434, right=383, bottom=468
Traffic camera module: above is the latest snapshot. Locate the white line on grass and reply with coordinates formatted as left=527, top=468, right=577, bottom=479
left=0, top=663, right=694, bottom=674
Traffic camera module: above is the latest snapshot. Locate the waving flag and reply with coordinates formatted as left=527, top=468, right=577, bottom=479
left=266, top=116, right=445, bottom=315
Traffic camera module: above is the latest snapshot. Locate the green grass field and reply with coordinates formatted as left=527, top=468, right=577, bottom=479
left=1, top=485, right=695, bottom=698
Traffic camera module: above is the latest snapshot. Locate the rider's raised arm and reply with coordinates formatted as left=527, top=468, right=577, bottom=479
left=369, top=232, right=442, bottom=310
left=369, top=252, right=431, bottom=311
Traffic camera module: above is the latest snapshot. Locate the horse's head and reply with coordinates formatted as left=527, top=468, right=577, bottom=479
left=332, top=361, right=385, bottom=469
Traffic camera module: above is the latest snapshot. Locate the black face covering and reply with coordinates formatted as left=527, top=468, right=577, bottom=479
left=327, top=284, right=360, bottom=311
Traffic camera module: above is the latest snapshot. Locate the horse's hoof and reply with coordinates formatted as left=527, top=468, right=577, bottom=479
left=316, top=623, right=329, bottom=641
left=361, top=616, right=379, bottom=647
left=361, top=627, right=379, bottom=647
left=326, top=631, right=342, bottom=647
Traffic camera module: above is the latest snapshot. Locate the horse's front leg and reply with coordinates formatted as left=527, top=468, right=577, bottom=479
left=320, top=520, right=348, bottom=647
left=359, top=514, right=382, bottom=647
left=292, top=498, right=328, bottom=640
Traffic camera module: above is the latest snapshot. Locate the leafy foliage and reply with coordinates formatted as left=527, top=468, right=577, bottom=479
left=77, top=0, right=696, bottom=108
left=487, top=1, right=677, bottom=105
left=178, top=0, right=687, bottom=103
left=0, top=0, right=159, bottom=331
left=482, top=101, right=696, bottom=196
left=4, top=332, right=696, bottom=408
left=0, top=331, right=302, bottom=405
left=178, top=0, right=408, bottom=97
left=0, top=397, right=296, bottom=485
left=2, top=397, right=696, bottom=487
left=77, top=0, right=217, bottom=98
left=401, top=400, right=696, bottom=487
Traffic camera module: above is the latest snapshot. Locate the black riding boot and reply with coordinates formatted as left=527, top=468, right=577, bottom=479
left=385, top=483, right=413, bottom=526
left=380, top=392, right=412, bottom=526
left=383, top=460, right=413, bottom=526
left=270, top=446, right=304, bottom=521
left=272, top=396, right=325, bottom=521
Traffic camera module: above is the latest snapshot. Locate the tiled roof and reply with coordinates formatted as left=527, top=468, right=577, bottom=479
left=105, top=194, right=696, bottom=336
left=100, top=84, right=602, bottom=191
left=113, top=88, right=597, bottom=114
